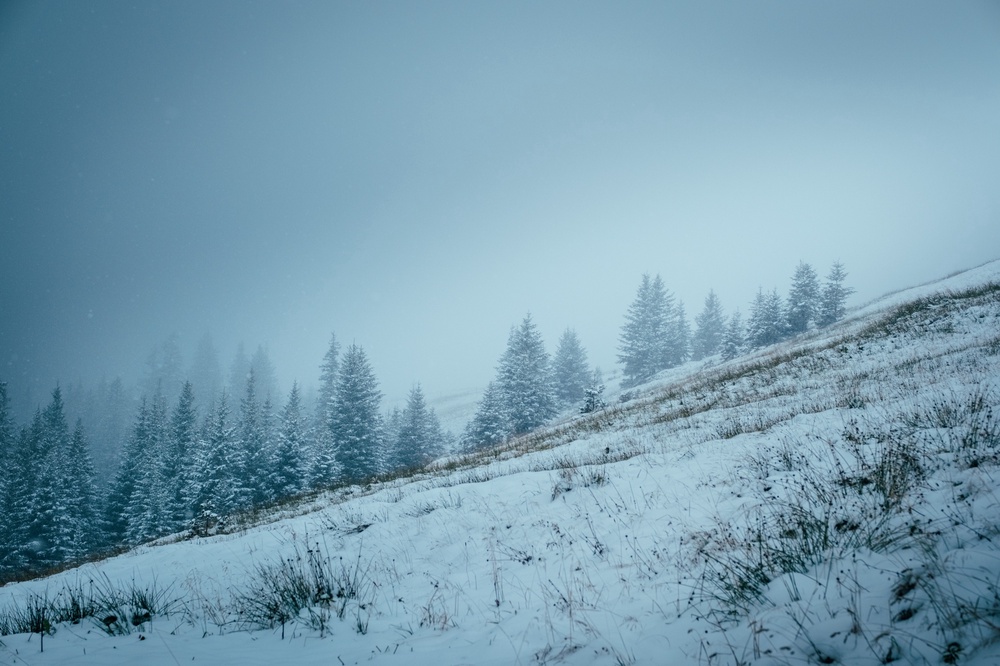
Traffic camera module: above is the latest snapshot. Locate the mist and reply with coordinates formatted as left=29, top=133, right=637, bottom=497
left=2, top=0, right=999, bottom=414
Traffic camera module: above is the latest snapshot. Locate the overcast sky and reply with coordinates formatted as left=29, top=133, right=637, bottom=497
left=2, top=0, right=999, bottom=411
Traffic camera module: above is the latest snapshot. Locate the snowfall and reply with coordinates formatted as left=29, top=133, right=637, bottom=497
left=3, top=260, right=1000, bottom=666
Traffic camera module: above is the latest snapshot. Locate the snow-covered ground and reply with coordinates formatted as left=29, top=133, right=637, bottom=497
left=3, top=260, right=1000, bottom=665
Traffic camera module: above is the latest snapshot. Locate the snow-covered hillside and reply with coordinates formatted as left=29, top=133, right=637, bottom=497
left=3, top=261, right=1000, bottom=665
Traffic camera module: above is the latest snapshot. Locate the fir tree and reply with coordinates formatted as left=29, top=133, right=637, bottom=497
left=496, top=314, right=556, bottom=435
left=270, top=383, right=307, bottom=501
left=124, top=391, right=170, bottom=545
left=747, top=288, right=786, bottom=348
left=618, top=274, right=671, bottom=387
left=25, top=388, right=81, bottom=566
left=721, top=310, right=745, bottom=361
left=0, top=383, right=29, bottom=575
left=818, top=261, right=854, bottom=327
left=189, top=393, right=238, bottom=527
left=331, top=344, right=384, bottom=483
left=692, top=290, right=726, bottom=360
left=311, top=333, right=341, bottom=487
left=391, top=384, right=444, bottom=471
left=61, top=421, right=100, bottom=558
left=786, top=261, right=820, bottom=335
left=235, top=369, right=272, bottom=506
left=552, top=328, right=590, bottom=410
left=666, top=300, right=691, bottom=367
left=165, top=382, right=198, bottom=532
left=462, top=381, right=511, bottom=450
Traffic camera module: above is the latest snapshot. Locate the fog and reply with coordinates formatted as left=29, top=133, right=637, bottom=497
left=2, top=1, right=999, bottom=413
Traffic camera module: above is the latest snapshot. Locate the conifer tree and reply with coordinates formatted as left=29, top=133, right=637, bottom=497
left=721, top=310, right=745, bottom=361
left=270, top=383, right=307, bottom=501
left=331, top=344, right=384, bottom=483
left=165, top=382, right=198, bottom=532
left=106, top=399, right=149, bottom=544
left=311, top=333, right=341, bottom=486
left=189, top=392, right=238, bottom=527
left=124, top=391, right=170, bottom=545
left=666, top=300, right=691, bottom=367
left=25, top=388, right=87, bottom=566
left=786, top=261, right=820, bottom=335
left=391, top=384, right=444, bottom=471
left=552, top=328, right=591, bottom=410
left=462, top=381, right=511, bottom=450
left=818, top=261, right=854, bottom=326
left=0, top=383, right=29, bottom=575
left=61, top=421, right=100, bottom=558
left=692, top=290, right=726, bottom=360
left=747, top=288, right=786, bottom=348
left=496, top=314, right=556, bottom=435
left=618, top=274, right=671, bottom=387
left=235, top=369, right=272, bottom=506
left=4, top=419, right=41, bottom=571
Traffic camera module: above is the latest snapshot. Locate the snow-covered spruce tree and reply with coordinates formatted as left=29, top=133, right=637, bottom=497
left=721, top=310, right=745, bottom=361
left=384, top=406, right=403, bottom=453
left=124, top=391, right=170, bottom=545
left=818, top=261, right=855, bottom=327
left=552, top=328, right=590, bottom=410
left=462, top=381, right=511, bottom=450
left=665, top=300, right=691, bottom=367
left=310, top=332, right=341, bottom=487
left=496, top=314, right=557, bottom=435
left=692, top=290, right=726, bottom=360
left=235, top=369, right=274, bottom=507
left=105, top=398, right=149, bottom=544
left=618, top=274, right=672, bottom=388
left=331, top=344, right=385, bottom=483
left=747, top=288, right=787, bottom=349
left=391, top=384, right=445, bottom=472
left=26, top=388, right=98, bottom=566
left=269, top=382, right=307, bottom=502
left=786, top=261, right=820, bottom=335
left=0, top=382, right=31, bottom=575
left=188, top=393, right=238, bottom=530
left=165, top=382, right=198, bottom=533
left=62, top=420, right=100, bottom=559
left=580, top=379, right=606, bottom=414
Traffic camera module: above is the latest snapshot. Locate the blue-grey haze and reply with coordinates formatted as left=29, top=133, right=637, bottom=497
left=2, top=0, right=999, bottom=414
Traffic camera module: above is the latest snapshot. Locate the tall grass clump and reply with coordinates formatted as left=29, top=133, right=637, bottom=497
left=233, top=538, right=375, bottom=638
left=0, top=574, right=179, bottom=640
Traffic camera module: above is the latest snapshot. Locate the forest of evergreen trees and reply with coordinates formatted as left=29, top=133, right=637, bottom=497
left=0, top=260, right=851, bottom=582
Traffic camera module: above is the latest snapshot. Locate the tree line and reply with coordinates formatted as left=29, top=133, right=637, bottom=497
left=0, top=260, right=852, bottom=581
left=0, top=334, right=449, bottom=581
left=617, top=261, right=853, bottom=387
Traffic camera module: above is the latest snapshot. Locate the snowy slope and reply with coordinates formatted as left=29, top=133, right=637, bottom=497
left=2, top=260, right=1000, bottom=666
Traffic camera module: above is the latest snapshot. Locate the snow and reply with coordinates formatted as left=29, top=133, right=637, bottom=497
left=3, top=259, right=1000, bottom=665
